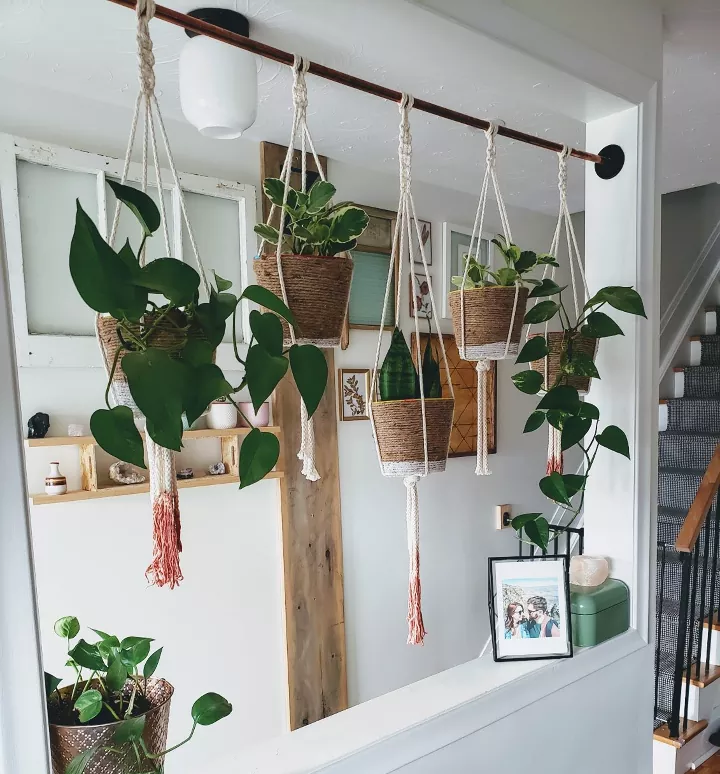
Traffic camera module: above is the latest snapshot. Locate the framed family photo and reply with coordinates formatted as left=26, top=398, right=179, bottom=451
left=488, top=556, right=573, bottom=662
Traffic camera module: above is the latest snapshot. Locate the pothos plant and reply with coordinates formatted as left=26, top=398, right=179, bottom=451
left=451, top=234, right=559, bottom=289
left=509, top=280, right=646, bottom=551
left=69, top=181, right=327, bottom=488
left=253, top=178, right=369, bottom=256
left=45, top=616, right=231, bottom=773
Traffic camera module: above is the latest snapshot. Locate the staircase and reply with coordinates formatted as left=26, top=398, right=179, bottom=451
left=654, top=309, right=720, bottom=773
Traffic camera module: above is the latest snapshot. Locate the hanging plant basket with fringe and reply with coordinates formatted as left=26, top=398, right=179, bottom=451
left=370, top=397, right=455, bottom=477
left=449, top=285, right=529, bottom=359
left=529, top=331, right=598, bottom=395
left=254, top=253, right=354, bottom=348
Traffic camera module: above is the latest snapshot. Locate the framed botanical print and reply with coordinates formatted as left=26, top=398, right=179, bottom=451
left=488, top=556, right=573, bottom=662
left=338, top=369, right=370, bottom=421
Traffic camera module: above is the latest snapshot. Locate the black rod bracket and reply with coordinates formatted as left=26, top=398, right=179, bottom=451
left=595, top=144, right=625, bottom=180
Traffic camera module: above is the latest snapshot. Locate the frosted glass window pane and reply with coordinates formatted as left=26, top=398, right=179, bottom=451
left=18, top=161, right=98, bottom=335
left=105, top=180, right=174, bottom=263
left=183, top=192, right=243, bottom=343
left=349, top=251, right=395, bottom=326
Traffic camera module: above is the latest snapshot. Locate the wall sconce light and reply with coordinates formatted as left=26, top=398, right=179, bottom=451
left=179, top=8, right=258, bottom=139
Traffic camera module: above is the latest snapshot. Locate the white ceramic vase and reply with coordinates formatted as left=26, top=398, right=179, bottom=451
left=207, top=401, right=238, bottom=430
left=238, top=402, right=270, bottom=428
left=45, top=462, right=67, bottom=496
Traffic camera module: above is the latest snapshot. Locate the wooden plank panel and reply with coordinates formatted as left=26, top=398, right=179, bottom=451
left=273, top=350, right=347, bottom=729
left=220, top=435, right=240, bottom=476
left=79, top=443, right=97, bottom=491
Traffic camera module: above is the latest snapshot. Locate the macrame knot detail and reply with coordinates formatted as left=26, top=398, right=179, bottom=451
left=476, top=358, right=492, bottom=373
left=557, top=145, right=570, bottom=202
left=136, top=0, right=156, bottom=95
left=398, top=94, right=414, bottom=195
left=484, top=121, right=499, bottom=166
left=291, top=55, right=309, bottom=115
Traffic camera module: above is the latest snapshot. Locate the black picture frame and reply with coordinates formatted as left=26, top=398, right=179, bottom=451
left=488, top=555, right=573, bottom=663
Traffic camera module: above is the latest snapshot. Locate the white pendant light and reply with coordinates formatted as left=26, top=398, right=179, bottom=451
left=179, top=8, right=258, bottom=140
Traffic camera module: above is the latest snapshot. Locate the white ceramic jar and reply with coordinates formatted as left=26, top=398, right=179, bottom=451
left=207, top=401, right=238, bottom=430
left=238, top=402, right=270, bottom=428
left=45, top=462, right=67, bottom=496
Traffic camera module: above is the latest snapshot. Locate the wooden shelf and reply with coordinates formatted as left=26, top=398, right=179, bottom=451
left=25, top=426, right=280, bottom=448
left=27, top=426, right=283, bottom=505
left=30, top=471, right=283, bottom=505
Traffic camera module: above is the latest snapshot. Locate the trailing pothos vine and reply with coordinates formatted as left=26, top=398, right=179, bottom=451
left=69, top=182, right=327, bottom=488
left=510, top=278, right=646, bottom=552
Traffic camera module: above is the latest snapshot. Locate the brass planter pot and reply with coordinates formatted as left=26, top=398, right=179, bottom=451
left=48, top=678, right=173, bottom=774
left=370, top=397, right=455, bottom=477
left=448, top=286, right=529, bottom=360
left=254, top=254, right=354, bottom=348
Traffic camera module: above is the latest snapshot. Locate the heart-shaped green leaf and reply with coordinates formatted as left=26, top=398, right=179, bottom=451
left=524, top=411, right=546, bottom=433
left=546, top=409, right=566, bottom=430
left=239, top=428, right=280, bottom=489
left=69, top=640, right=106, bottom=672
left=537, top=385, right=580, bottom=413
left=512, top=369, right=544, bottom=395
left=183, top=363, right=233, bottom=429
left=539, top=472, right=571, bottom=506
left=181, top=339, right=215, bottom=367
left=511, top=513, right=542, bottom=531
left=132, top=258, right=200, bottom=307
left=577, top=401, right=600, bottom=420
left=245, top=345, right=289, bottom=412
left=596, top=425, right=630, bottom=458
left=143, top=647, right=163, bottom=679
left=54, top=616, right=80, bottom=640
left=580, top=311, right=624, bottom=338
left=74, top=690, right=103, bottom=723
left=240, top=285, right=296, bottom=327
left=524, top=300, right=560, bottom=325
left=191, top=692, right=233, bottom=726
left=563, top=474, right=586, bottom=498
left=123, top=348, right=187, bottom=452
left=120, top=636, right=153, bottom=669
left=516, top=336, right=548, bottom=364
left=524, top=517, right=550, bottom=552
left=528, top=279, right=567, bottom=298
left=249, top=310, right=284, bottom=357
left=107, top=179, right=161, bottom=236
left=213, top=270, right=233, bottom=293
left=114, top=715, right=146, bottom=744
left=584, top=286, right=646, bottom=317
left=289, top=344, right=328, bottom=418
left=45, top=672, right=62, bottom=698
left=90, top=406, right=146, bottom=469
left=105, top=656, right=128, bottom=693
left=514, top=250, right=537, bottom=273
left=564, top=350, right=600, bottom=379
left=561, top=415, right=592, bottom=450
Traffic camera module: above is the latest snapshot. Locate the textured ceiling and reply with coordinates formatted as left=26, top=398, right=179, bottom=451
left=0, top=0, right=717, bottom=214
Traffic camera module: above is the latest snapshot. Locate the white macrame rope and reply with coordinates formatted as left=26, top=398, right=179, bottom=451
left=475, top=359, right=491, bottom=475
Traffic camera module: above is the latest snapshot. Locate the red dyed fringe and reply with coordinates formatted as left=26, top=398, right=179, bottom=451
left=407, top=547, right=426, bottom=646
left=146, top=490, right=183, bottom=589
left=546, top=453, right=564, bottom=475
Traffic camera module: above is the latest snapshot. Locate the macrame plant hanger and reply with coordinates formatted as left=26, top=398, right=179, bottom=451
left=368, top=95, right=455, bottom=646
left=97, top=0, right=212, bottom=589
left=524, top=146, right=591, bottom=475
left=256, top=55, right=340, bottom=482
left=459, top=124, right=520, bottom=476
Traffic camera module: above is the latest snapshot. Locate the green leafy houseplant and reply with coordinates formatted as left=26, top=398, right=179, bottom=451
left=45, top=616, right=231, bottom=773
left=510, top=282, right=646, bottom=551
left=451, top=234, right=559, bottom=290
left=254, top=178, right=369, bottom=256
left=69, top=182, right=328, bottom=488
left=378, top=322, right=442, bottom=402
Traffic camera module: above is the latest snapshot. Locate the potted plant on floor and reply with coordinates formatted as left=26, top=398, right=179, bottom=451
left=448, top=235, right=559, bottom=359
left=44, top=616, right=231, bottom=773
left=254, top=178, right=369, bottom=347
left=510, top=284, right=646, bottom=551
left=69, top=182, right=328, bottom=489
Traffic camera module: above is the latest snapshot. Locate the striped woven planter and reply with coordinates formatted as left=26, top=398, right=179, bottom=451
left=370, top=397, right=454, bottom=477
left=448, top=286, right=528, bottom=361
left=255, top=254, right=354, bottom=348
left=530, top=332, right=598, bottom=394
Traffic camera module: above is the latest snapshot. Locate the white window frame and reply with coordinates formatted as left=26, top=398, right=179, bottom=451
left=0, top=134, right=257, bottom=370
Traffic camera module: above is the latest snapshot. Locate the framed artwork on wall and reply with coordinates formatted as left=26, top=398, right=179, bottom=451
left=409, top=273, right=432, bottom=319
left=488, top=556, right=573, bottom=663
left=410, top=332, right=496, bottom=457
left=338, top=369, right=370, bottom=421
left=441, top=222, right=493, bottom=319
left=409, top=219, right=432, bottom=266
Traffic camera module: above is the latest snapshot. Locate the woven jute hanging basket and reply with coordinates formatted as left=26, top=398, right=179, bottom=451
left=448, top=286, right=529, bottom=359
left=530, top=331, right=598, bottom=394
left=254, top=253, right=353, bottom=348
left=371, top=397, right=455, bottom=477
left=48, top=678, right=173, bottom=774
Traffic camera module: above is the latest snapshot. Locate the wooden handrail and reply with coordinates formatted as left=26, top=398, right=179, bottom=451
left=676, top=443, right=720, bottom=552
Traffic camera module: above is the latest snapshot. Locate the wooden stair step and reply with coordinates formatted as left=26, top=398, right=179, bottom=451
left=654, top=718, right=708, bottom=748
left=703, top=613, right=720, bottom=631
left=683, top=662, right=720, bottom=688
left=697, top=751, right=720, bottom=772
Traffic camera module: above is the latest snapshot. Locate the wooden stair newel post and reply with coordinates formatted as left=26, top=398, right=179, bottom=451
left=272, top=350, right=347, bottom=729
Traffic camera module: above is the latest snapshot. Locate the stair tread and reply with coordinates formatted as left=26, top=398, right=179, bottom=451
left=654, top=718, right=708, bottom=747
left=696, top=751, right=720, bottom=772
left=683, top=662, right=720, bottom=688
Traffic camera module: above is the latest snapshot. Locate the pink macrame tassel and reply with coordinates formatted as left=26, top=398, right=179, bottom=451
left=546, top=425, right=563, bottom=475
left=407, top=546, right=426, bottom=645
left=404, top=475, right=426, bottom=645
left=146, top=490, right=183, bottom=589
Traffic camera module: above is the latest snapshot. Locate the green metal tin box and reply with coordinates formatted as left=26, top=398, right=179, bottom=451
left=570, top=578, right=629, bottom=647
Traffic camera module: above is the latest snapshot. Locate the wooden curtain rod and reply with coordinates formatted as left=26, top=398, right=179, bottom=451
left=107, top=0, right=613, bottom=169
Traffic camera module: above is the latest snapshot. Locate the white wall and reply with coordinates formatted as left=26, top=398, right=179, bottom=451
left=9, top=98, right=565, bottom=768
